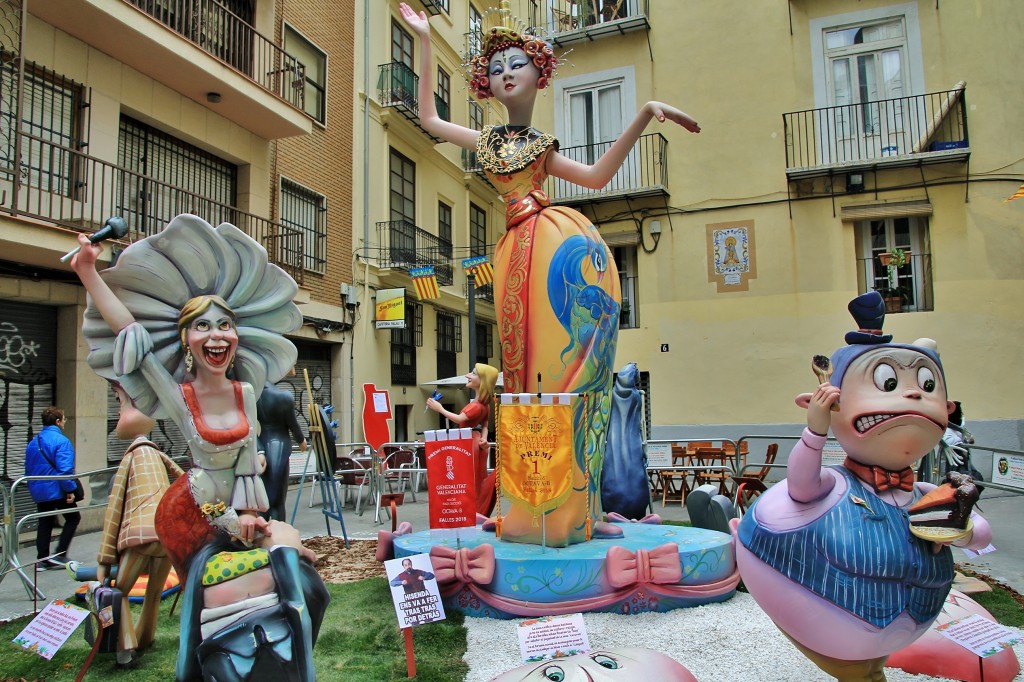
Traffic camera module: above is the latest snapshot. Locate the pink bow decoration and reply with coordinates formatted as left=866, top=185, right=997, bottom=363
left=606, top=511, right=663, bottom=525
left=606, top=543, right=682, bottom=589
left=430, top=544, right=495, bottom=586
left=375, top=521, right=413, bottom=563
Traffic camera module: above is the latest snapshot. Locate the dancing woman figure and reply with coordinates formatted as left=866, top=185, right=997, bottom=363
left=425, top=363, right=499, bottom=516
left=400, top=2, right=699, bottom=545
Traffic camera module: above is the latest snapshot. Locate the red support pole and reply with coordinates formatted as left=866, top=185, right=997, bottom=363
left=403, top=626, right=416, bottom=678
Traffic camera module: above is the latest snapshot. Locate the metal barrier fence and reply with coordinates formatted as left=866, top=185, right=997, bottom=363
left=0, top=456, right=188, bottom=601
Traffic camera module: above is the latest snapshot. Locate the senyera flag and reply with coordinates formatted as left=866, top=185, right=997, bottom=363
left=409, top=266, right=440, bottom=300
left=462, top=255, right=494, bottom=286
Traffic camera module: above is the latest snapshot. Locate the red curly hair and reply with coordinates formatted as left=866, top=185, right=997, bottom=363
left=468, top=35, right=559, bottom=100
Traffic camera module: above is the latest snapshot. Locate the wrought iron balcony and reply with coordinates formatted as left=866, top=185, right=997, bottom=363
left=544, top=0, right=650, bottom=47
left=547, top=133, right=668, bottom=204
left=783, top=85, right=970, bottom=179
left=376, top=63, right=443, bottom=143
left=0, top=131, right=305, bottom=284
left=373, top=220, right=453, bottom=286
left=27, top=0, right=310, bottom=137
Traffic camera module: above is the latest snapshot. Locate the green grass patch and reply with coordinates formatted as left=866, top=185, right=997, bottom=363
left=661, top=519, right=692, bottom=527
left=0, top=579, right=467, bottom=682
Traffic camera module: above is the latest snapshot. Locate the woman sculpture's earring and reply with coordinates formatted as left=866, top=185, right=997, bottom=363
left=185, top=348, right=194, bottom=373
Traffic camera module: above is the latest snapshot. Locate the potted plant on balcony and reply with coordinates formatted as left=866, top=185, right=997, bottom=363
left=877, top=248, right=910, bottom=312
left=876, top=284, right=910, bottom=314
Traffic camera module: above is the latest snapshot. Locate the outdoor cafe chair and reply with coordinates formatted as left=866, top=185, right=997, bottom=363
left=729, top=443, right=779, bottom=514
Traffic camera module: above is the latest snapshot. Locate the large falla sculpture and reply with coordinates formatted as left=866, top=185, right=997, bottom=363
left=381, top=2, right=735, bottom=627
left=71, top=215, right=329, bottom=681
left=734, top=291, right=993, bottom=680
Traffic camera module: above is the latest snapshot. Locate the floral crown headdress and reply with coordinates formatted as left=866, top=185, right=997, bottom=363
left=462, top=1, right=568, bottom=97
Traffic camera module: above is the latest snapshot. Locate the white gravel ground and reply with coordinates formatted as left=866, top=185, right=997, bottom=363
left=463, top=592, right=1024, bottom=681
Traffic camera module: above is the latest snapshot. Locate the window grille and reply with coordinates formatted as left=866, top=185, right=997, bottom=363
left=436, top=310, right=461, bottom=378
left=0, top=56, right=89, bottom=196
left=475, top=321, right=492, bottom=363
left=117, top=115, right=237, bottom=238
left=280, top=177, right=327, bottom=272
left=391, top=300, right=420, bottom=386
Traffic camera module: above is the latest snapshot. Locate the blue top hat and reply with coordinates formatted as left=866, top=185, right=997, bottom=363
left=830, top=291, right=942, bottom=387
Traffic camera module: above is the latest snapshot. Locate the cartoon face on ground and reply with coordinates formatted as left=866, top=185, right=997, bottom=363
left=185, top=303, right=238, bottom=376
left=830, top=346, right=952, bottom=468
left=489, top=647, right=697, bottom=682
left=488, top=47, right=541, bottom=108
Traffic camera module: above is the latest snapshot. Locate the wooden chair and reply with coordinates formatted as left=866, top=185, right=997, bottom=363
left=659, top=445, right=691, bottom=507
left=685, top=440, right=713, bottom=454
left=693, top=447, right=731, bottom=496
left=729, top=443, right=780, bottom=514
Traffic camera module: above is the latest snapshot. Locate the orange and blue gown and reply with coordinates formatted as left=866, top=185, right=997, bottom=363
left=478, top=124, right=620, bottom=546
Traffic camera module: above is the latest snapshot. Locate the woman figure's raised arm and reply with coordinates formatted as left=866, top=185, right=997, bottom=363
left=69, top=233, right=136, bottom=333
left=399, top=3, right=480, bottom=150
left=547, top=101, right=700, bottom=190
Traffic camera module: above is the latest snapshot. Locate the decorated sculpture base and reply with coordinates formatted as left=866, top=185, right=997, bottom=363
left=393, top=521, right=738, bottom=619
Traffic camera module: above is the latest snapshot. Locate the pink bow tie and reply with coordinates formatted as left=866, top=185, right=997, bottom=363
left=430, top=545, right=495, bottom=586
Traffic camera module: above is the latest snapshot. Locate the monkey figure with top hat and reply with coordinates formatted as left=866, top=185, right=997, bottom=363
left=400, top=0, right=700, bottom=546
left=733, top=291, right=993, bottom=682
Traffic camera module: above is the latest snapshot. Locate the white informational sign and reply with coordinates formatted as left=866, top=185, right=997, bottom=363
left=385, top=554, right=446, bottom=628
left=821, top=440, right=847, bottom=467
left=516, top=613, right=591, bottom=664
left=645, top=443, right=672, bottom=468
left=961, top=543, right=997, bottom=560
left=992, top=453, right=1024, bottom=491
left=373, top=392, right=390, bottom=414
left=12, top=599, right=91, bottom=660
left=934, top=613, right=1022, bottom=657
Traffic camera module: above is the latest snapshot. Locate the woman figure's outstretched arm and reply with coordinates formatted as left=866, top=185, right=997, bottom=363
left=399, top=3, right=480, bottom=150
left=546, top=102, right=700, bottom=190
left=69, top=233, right=135, bottom=332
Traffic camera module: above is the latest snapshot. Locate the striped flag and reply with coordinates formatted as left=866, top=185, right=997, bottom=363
left=1005, top=184, right=1024, bottom=203
left=409, top=266, right=440, bottom=300
left=462, top=255, right=494, bottom=286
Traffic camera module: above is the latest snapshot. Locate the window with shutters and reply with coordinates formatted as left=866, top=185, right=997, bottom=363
left=436, top=310, right=461, bottom=379
left=284, top=24, right=327, bottom=124
left=855, top=216, right=932, bottom=312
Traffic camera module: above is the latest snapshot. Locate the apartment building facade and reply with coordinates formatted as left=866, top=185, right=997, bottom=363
left=1, top=0, right=356, bottom=516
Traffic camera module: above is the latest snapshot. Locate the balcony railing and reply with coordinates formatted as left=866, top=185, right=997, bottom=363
left=0, top=132, right=304, bottom=284
left=126, top=0, right=306, bottom=112
left=376, top=63, right=442, bottom=142
left=373, top=220, right=453, bottom=285
left=784, top=85, right=969, bottom=178
left=542, top=0, right=650, bottom=46
left=547, top=133, right=668, bottom=203
left=857, top=252, right=933, bottom=313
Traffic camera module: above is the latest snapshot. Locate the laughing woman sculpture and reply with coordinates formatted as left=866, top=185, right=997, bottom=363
left=400, top=1, right=699, bottom=545
left=71, top=215, right=328, bottom=682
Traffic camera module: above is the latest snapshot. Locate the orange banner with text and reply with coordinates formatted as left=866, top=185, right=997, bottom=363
left=499, top=402, right=574, bottom=516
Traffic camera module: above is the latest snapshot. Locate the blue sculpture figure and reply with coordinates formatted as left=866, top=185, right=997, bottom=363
left=600, top=363, right=650, bottom=520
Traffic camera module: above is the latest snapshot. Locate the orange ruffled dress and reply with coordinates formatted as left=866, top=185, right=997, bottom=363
left=478, top=125, right=620, bottom=546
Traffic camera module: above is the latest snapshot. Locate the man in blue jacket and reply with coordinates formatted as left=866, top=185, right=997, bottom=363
left=25, top=406, right=80, bottom=569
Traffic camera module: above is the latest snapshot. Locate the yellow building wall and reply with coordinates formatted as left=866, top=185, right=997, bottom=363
left=350, top=1, right=1023, bottom=444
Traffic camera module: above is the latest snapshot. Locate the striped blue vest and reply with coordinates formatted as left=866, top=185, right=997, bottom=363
left=738, top=466, right=953, bottom=628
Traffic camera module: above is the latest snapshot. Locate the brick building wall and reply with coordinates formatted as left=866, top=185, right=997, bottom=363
left=273, top=0, right=356, bottom=306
